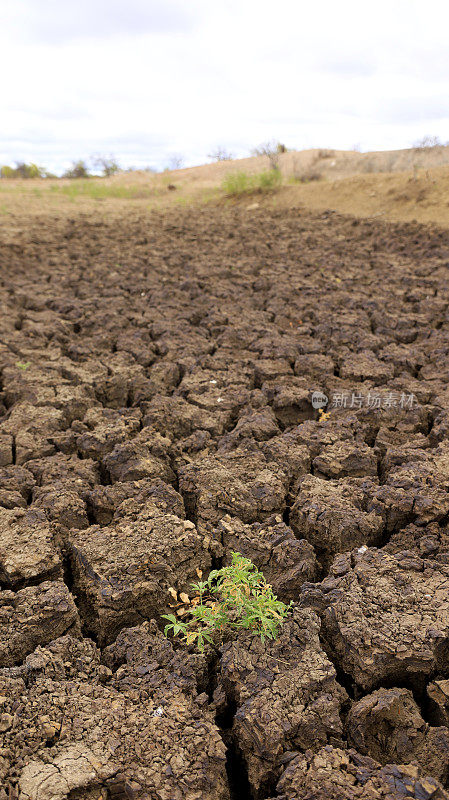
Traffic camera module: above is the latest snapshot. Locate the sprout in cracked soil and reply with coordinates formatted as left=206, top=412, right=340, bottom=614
left=162, top=551, right=292, bottom=652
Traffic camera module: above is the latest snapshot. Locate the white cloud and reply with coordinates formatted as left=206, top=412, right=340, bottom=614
left=1, top=0, right=449, bottom=172
left=2, top=0, right=197, bottom=42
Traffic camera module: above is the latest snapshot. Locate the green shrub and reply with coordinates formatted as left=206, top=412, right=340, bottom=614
left=222, top=169, right=282, bottom=197
left=15, top=162, right=41, bottom=178
left=257, top=168, right=282, bottom=190
left=162, top=552, right=292, bottom=652
left=222, top=171, right=253, bottom=196
left=0, top=162, right=47, bottom=179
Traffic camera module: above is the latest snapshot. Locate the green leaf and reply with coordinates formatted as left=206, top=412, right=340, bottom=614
left=161, top=613, right=177, bottom=624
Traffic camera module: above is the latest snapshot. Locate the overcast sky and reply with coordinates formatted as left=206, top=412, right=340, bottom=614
left=1, top=0, right=449, bottom=173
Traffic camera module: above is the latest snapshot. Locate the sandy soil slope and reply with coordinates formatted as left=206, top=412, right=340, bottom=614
left=1, top=144, right=449, bottom=228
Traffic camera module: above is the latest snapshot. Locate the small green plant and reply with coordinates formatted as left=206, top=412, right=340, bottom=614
left=162, top=552, right=292, bottom=652
left=16, top=361, right=31, bottom=370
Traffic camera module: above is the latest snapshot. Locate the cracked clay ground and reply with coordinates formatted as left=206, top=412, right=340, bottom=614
left=2, top=204, right=449, bottom=799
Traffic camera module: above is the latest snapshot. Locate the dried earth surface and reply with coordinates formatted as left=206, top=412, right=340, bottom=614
left=1, top=205, right=449, bottom=799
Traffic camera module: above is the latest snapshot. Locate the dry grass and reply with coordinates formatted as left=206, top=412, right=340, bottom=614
left=1, top=145, right=449, bottom=227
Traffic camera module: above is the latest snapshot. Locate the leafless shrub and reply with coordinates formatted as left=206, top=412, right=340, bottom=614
left=295, top=169, right=322, bottom=183
left=317, top=149, right=336, bottom=159
left=125, top=166, right=157, bottom=174
left=361, top=158, right=376, bottom=174
left=290, top=154, right=322, bottom=183
left=359, top=154, right=397, bottom=174
left=251, top=140, right=287, bottom=170
left=208, top=146, right=234, bottom=161
left=413, top=135, right=443, bottom=150
left=167, top=154, right=184, bottom=170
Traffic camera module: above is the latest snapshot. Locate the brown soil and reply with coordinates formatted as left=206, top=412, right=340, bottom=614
left=2, top=204, right=449, bottom=799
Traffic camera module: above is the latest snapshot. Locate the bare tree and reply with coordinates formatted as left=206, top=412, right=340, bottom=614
left=208, top=146, right=234, bottom=161
left=413, top=135, right=443, bottom=149
left=167, top=154, right=184, bottom=170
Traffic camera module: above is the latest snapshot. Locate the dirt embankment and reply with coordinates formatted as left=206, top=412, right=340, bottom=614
left=2, top=205, right=449, bottom=798
left=2, top=144, right=449, bottom=229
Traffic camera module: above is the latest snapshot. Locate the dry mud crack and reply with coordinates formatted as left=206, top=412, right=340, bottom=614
left=2, top=205, right=449, bottom=798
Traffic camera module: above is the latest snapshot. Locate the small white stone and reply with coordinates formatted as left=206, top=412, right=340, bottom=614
left=217, top=397, right=224, bottom=403
left=357, top=546, right=368, bottom=554
left=209, top=379, right=217, bottom=384
left=153, top=706, right=164, bottom=717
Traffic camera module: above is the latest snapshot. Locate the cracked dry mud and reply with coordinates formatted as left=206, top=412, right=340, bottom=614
left=1, top=205, right=449, bottom=799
